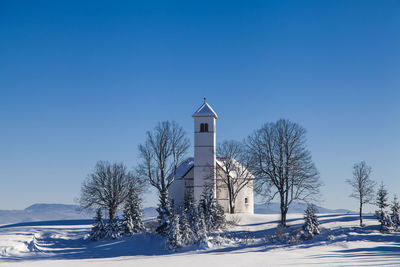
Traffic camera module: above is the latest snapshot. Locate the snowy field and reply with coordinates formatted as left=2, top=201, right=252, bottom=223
left=1, top=213, right=400, bottom=266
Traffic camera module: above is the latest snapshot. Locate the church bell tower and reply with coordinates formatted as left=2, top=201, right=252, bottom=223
left=192, top=98, right=218, bottom=203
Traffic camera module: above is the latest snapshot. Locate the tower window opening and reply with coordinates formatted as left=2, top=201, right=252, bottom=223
left=200, top=123, right=209, bottom=132
left=245, top=197, right=248, bottom=204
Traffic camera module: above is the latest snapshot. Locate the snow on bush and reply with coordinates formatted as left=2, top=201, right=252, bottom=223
left=26, top=235, right=41, bottom=252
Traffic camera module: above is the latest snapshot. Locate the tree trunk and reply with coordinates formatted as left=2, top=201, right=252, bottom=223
left=109, top=208, right=115, bottom=221
left=230, top=205, right=235, bottom=214
left=359, top=202, right=363, bottom=227
left=280, top=208, right=287, bottom=226
left=280, top=196, right=287, bottom=226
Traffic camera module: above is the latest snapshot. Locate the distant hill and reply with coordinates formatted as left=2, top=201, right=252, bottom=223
left=254, top=202, right=354, bottom=214
left=0, top=203, right=94, bottom=225
left=0, top=204, right=158, bottom=226
left=0, top=202, right=352, bottom=226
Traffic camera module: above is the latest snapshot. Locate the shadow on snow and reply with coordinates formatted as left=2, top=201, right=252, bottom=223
left=2, top=214, right=400, bottom=262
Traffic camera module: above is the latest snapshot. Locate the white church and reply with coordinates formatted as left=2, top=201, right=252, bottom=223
left=169, top=99, right=254, bottom=214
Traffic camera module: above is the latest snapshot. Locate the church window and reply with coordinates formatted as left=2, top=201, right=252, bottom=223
left=245, top=197, right=248, bottom=204
left=200, top=123, right=209, bottom=132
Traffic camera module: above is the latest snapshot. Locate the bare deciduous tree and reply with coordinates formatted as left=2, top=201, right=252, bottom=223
left=138, top=121, right=190, bottom=234
left=80, top=161, right=137, bottom=220
left=247, top=119, right=321, bottom=226
left=346, top=161, right=376, bottom=227
left=217, top=140, right=254, bottom=214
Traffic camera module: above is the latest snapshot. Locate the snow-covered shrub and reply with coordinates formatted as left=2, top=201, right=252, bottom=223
left=375, top=210, right=393, bottom=232
left=288, top=228, right=302, bottom=244
left=90, top=208, right=106, bottom=241
left=275, top=224, right=287, bottom=243
left=226, top=215, right=241, bottom=226
left=104, top=218, right=121, bottom=240
left=326, top=235, right=334, bottom=241
left=242, top=231, right=256, bottom=245
left=26, top=235, right=41, bottom=252
left=302, top=204, right=320, bottom=240
left=166, top=214, right=182, bottom=251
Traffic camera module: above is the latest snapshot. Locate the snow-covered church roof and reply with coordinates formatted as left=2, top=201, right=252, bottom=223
left=171, top=157, right=194, bottom=180
left=171, top=156, right=253, bottom=180
left=192, top=99, right=218, bottom=118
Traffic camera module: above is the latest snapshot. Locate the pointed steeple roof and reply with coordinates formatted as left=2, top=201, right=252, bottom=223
left=192, top=98, right=218, bottom=118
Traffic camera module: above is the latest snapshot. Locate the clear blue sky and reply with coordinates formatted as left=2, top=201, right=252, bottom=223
left=1, top=0, right=399, bottom=211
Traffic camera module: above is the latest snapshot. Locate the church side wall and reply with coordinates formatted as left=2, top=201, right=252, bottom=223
left=168, top=167, right=194, bottom=210
left=215, top=168, right=254, bottom=214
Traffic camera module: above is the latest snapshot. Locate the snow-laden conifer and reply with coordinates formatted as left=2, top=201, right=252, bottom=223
left=376, top=210, right=393, bottom=232
left=166, top=214, right=182, bottom=251
left=156, top=190, right=173, bottom=236
left=121, top=202, right=134, bottom=236
left=391, top=195, right=400, bottom=231
left=184, top=192, right=198, bottom=231
left=376, top=182, right=389, bottom=212
left=90, top=208, right=106, bottom=241
left=193, top=209, right=208, bottom=247
left=179, top=210, right=193, bottom=246
left=104, top=218, right=121, bottom=240
left=302, top=204, right=320, bottom=240
left=199, top=189, right=225, bottom=232
left=130, top=190, right=145, bottom=233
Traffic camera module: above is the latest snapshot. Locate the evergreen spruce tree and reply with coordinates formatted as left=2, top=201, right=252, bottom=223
left=104, top=217, right=121, bottom=240
left=376, top=210, right=393, bottom=232
left=90, top=208, right=106, bottom=241
left=156, top=190, right=173, bottom=236
left=199, top=189, right=225, bottom=232
left=302, top=204, right=320, bottom=240
left=376, top=182, right=389, bottom=212
left=391, top=195, right=400, bottom=214
left=184, top=192, right=199, bottom=235
left=130, top=190, right=145, bottom=233
left=179, top=210, right=193, bottom=246
left=121, top=202, right=134, bottom=236
left=193, top=208, right=208, bottom=246
left=166, top=214, right=182, bottom=251
left=391, top=195, right=400, bottom=231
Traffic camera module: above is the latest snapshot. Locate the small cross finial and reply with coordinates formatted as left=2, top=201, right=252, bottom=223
left=203, top=97, right=206, bottom=104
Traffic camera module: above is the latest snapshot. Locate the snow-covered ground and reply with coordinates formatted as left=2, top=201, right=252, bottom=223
left=1, top=213, right=400, bottom=266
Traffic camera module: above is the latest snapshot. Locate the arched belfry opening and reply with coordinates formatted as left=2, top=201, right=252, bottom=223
left=200, top=123, right=209, bottom=132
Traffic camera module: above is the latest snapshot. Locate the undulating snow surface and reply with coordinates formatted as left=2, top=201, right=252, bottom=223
left=1, top=213, right=400, bottom=266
